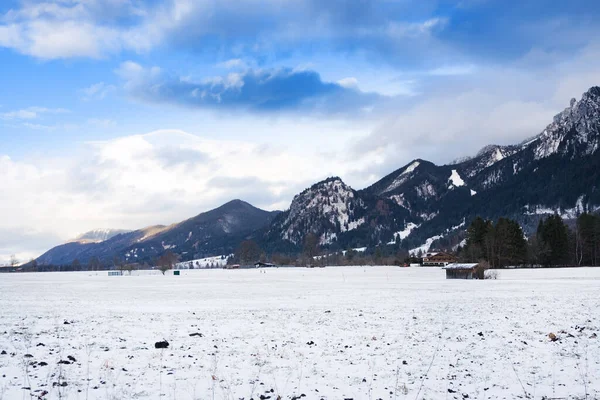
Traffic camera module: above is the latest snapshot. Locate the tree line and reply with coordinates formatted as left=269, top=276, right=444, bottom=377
left=6, top=212, right=599, bottom=273
left=460, top=213, right=600, bottom=267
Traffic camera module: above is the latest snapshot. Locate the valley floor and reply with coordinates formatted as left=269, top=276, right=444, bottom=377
left=0, top=267, right=599, bottom=399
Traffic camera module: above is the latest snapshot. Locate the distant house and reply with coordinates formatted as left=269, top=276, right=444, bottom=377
left=443, top=263, right=479, bottom=279
left=224, top=264, right=240, bottom=270
left=254, top=262, right=275, bottom=268
left=422, top=252, right=458, bottom=266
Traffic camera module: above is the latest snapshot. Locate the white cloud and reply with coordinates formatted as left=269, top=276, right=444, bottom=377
left=217, top=58, right=247, bottom=69
left=0, top=1, right=155, bottom=59
left=0, top=128, right=381, bottom=259
left=1, top=107, right=69, bottom=120
left=337, top=77, right=359, bottom=89
left=352, top=44, right=600, bottom=169
left=81, top=82, right=116, bottom=100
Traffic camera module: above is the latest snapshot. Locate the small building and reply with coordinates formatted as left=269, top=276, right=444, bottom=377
left=108, top=271, right=123, bottom=276
left=224, top=264, right=240, bottom=270
left=443, top=263, right=479, bottom=279
left=422, top=252, right=458, bottom=266
left=254, top=262, right=275, bottom=268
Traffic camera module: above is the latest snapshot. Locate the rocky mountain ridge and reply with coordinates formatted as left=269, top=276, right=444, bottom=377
left=36, top=87, right=600, bottom=264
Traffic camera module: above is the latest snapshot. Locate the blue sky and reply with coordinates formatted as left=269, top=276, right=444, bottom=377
left=1, top=0, right=600, bottom=262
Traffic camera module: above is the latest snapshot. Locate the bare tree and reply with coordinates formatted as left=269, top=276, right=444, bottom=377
left=236, top=240, right=261, bottom=264
left=303, top=233, right=320, bottom=261
left=157, top=251, right=178, bottom=275
left=88, top=256, right=101, bottom=271
left=9, top=254, right=19, bottom=268
left=124, top=263, right=136, bottom=275
left=113, top=256, right=126, bottom=274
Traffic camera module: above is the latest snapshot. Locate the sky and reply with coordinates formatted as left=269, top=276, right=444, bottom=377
left=1, top=0, right=600, bottom=263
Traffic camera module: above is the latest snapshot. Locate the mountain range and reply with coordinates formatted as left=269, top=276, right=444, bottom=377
left=36, top=87, right=600, bottom=265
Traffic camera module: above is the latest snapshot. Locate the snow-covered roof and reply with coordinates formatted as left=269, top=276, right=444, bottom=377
left=443, top=263, right=479, bottom=270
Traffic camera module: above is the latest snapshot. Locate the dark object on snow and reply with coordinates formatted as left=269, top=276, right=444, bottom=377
left=58, top=360, right=71, bottom=365
left=444, top=263, right=480, bottom=279
left=306, top=341, right=315, bottom=346
left=36, top=343, right=45, bottom=347
left=155, top=341, right=169, bottom=349
left=63, top=321, right=70, bottom=325
left=67, top=355, right=77, bottom=362
left=0, top=350, right=6, bottom=355
left=189, top=333, right=203, bottom=337
left=548, top=332, right=558, bottom=342
left=24, top=354, right=34, bottom=358
left=477, top=332, right=484, bottom=337
left=38, top=362, right=48, bottom=366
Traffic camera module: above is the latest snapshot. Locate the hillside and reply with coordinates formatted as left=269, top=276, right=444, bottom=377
left=36, top=200, right=279, bottom=265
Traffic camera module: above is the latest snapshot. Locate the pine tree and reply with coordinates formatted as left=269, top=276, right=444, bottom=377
left=464, top=217, right=492, bottom=262
left=537, top=215, right=570, bottom=266
left=576, top=213, right=600, bottom=266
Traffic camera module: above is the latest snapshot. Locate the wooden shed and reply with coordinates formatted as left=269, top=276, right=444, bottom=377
left=443, top=263, right=479, bottom=279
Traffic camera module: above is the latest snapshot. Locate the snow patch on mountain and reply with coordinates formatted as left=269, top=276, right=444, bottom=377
left=390, top=194, right=409, bottom=209
left=410, top=219, right=465, bottom=255
left=448, top=169, right=465, bottom=188
left=470, top=189, right=477, bottom=196
left=420, top=212, right=438, bottom=221
left=346, top=217, right=366, bottom=232
left=384, top=161, right=420, bottom=193
left=415, top=181, right=436, bottom=199
left=388, top=222, right=420, bottom=244
left=410, top=234, right=443, bottom=255
left=523, top=196, right=588, bottom=219
left=320, top=232, right=338, bottom=245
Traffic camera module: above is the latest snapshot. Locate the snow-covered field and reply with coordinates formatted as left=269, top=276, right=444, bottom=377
left=1, top=267, right=599, bottom=400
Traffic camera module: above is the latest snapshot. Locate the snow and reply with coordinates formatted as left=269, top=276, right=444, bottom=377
left=388, top=222, right=420, bottom=244
left=448, top=169, right=465, bottom=188
left=319, top=231, right=337, bottom=245
left=384, top=161, right=420, bottom=193
left=410, top=234, right=443, bottom=255
left=282, top=178, right=364, bottom=243
left=410, top=220, right=465, bottom=255
left=175, top=255, right=229, bottom=269
left=389, top=194, right=409, bottom=209
left=453, top=238, right=467, bottom=251
left=419, top=211, right=438, bottom=221
left=443, top=263, right=478, bottom=270
left=470, top=189, right=477, bottom=196
left=346, top=217, right=365, bottom=232
left=415, top=181, right=436, bottom=199
left=1, top=267, right=599, bottom=399
left=490, top=147, right=505, bottom=163
left=524, top=196, right=587, bottom=219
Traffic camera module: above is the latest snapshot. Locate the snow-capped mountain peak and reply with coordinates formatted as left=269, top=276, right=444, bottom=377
left=531, top=86, right=600, bottom=159
left=71, top=229, right=130, bottom=243
left=383, top=160, right=421, bottom=193
left=276, top=177, right=367, bottom=244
